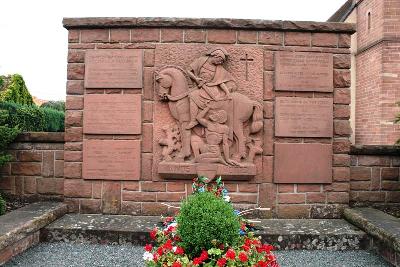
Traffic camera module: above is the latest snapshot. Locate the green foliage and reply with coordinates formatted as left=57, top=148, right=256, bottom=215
left=0, top=101, right=64, bottom=132
left=0, top=109, right=20, bottom=169
left=0, top=76, right=4, bottom=89
left=0, top=74, right=33, bottom=105
left=0, top=193, right=5, bottom=215
left=177, top=192, right=240, bottom=256
left=41, top=101, right=65, bottom=112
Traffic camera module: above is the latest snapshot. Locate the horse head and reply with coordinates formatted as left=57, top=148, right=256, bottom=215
left=155, top=65, right=190, bottom=102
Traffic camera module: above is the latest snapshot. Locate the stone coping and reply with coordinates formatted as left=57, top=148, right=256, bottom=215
left=42, top=214, right=368, bottom=250
left=0, top=202, right=68, bottom=251
left=344, top=207, right=400, bottom=253
left=14, top=132, right=65, bottom=143
left=63, top=17, right=356, bottom=33
left=350, top=145, right=400, bottom=156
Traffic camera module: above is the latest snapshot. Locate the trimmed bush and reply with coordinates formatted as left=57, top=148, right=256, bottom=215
left=177, top=192, right=240, bottom=256
left=0, top=193, right=5, bottom=215
left=0, top=101, right=64, bottom=132
left=41, top=101, right=65, bottom=112
left=0, top=109, right=20, bottom=167
left=0, top=74, right=33, bottom=105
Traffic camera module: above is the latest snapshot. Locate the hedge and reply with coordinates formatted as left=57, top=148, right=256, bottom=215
left=0, top=101, right=64, bottom=132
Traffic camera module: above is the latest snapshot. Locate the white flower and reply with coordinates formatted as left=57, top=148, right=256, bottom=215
left=169, top=222, right=177, bottom=228
left=143, top=251, right=154, bottom=261
left=223, top=195, right=231, bottom=202
left=172, top=246, right=177, bottom=252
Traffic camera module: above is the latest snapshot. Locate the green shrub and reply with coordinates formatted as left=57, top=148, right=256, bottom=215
left=177, top=192, right=240, bottom=256
left=0, top=101, right=64, bottom=132
left=41, top=101, right=65, bottom=112
left=0, top=193, right=5, bottom=215
left=0, top=74, right=33, bottom=105
left=0, top=109, right=20, bottom=168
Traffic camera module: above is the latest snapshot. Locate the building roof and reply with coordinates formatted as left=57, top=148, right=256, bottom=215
left=328, top=0, right=357, bottom=22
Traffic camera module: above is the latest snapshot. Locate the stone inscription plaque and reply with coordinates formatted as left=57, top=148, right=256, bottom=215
left=274, top=143, right=332, bottom=183
left=83, top=140, right=140, bottom=180
left=275, top=97, right=333, bottom=137
left=275, top=52, right=333, bottom=92
left=83, top=94, right=142, bottom=134
left=85, top=49, right=143, bottom=88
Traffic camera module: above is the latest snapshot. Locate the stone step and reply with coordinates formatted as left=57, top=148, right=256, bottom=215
left=344, top=207, right=400, bottom=266
left=41, top=214, right=369, bottom=250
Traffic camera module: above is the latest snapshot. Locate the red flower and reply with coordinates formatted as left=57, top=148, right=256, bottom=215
left=225, top=249, right=236, bottom=260
left=238, top=252, right=248, bottom=262
left=257, top=260, right=268, bottom=267
left=262, top=244, right=274, bottom=253
left=241, top=244, right=250, bottom=251
left=175, top=246, right=184, bottom=255
left=144, top=244, right=153, bottom=252
left=172, top=262, right=182, bottom=267
left=244, top=238, right=252, bottom=247
left=157, top=247, right=163, bottom=256
left=193, top=257, right=203, bottom=265
left=150, top=228, right=157, bottom=240
left=153, top=253, right=159, bottom=262
left=217, top=258, right=227, bottom=267
left=163, top=239, right=173, bottom=250
left=200, top=250, right=208, bottom=261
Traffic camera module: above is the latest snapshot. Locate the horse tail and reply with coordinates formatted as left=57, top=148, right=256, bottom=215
left=250, top=101, right=263, bottom=133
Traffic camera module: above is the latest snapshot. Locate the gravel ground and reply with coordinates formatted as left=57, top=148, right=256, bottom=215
left=4, top=243, right=389, bottom=267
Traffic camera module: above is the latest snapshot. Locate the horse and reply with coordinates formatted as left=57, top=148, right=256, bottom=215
left=155, top=66, right=263, bottom=161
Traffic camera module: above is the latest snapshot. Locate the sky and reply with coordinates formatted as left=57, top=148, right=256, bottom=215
left=0, top=0, right=347, bottom=101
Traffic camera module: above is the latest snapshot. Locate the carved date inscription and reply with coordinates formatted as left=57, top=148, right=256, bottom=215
left=83, top=140, right=140, bottom=180
left=275, top=52, right=333, bottom=92
left=275, top=97, right=333, bottom=137
left=83, top=94, right=141, bottom=134
left=85, top=49, right=143, bottom=88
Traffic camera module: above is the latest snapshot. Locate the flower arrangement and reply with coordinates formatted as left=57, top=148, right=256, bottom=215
left=144, top=177, right=279, bottom=267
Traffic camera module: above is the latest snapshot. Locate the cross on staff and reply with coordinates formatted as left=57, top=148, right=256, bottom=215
left=240, top=53, right=254, bottom=81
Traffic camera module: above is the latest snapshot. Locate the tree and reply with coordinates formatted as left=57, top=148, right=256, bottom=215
left=0, top=74, right=34, bottom=105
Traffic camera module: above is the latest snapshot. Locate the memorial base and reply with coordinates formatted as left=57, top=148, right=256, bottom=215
left=158, top=162, right=256, bottom=180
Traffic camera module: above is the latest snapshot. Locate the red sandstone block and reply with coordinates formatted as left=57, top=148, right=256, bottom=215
left=81, top=29, right=109, bottom=43
left=65, top=142, right=82, bottom=151
left=358, top=156, right=391, bottom=166
left=353, top=192, right=385, bottom=203
left=143, top=101, right=153, bottom=122
left=161, top=29, right=183, bottom=43
left=333, top=154, right=350, bottom=166
left=258, top=183, right=275, bottom=208
left=207, top=30, right=236, bottom=44
left=278, top=184, right=294, bottom=193
left=55, top=160, right=64, bottom=178
left=92, top=181, right=102, bottom=198
left=69, top=43, right=96, bottom=49
left=237, top=31, right=257, bottom=44
left=258, top=31, right=282, bottom=45
left=102, top=181, right=121, bottom=214
left=334, top=120, right=352, bottom=136
left=386, top=192, right=400, bottom=203
left=64, top=179, right=91, bottom=197
left=334, top=105, right=350, bottom=119
left=277, top=205, right=310, bottom=219
left=371, top=168, right=381, bottom=190
left=143, top=67, right=154, bottom=100
left=64, top=198, right=79, bottom=212
left=80, top=199, right=102, bottom=213
left=141, top=181, right=166, bottom=192
left=263, top=120, right=274, bottom=156
left=157, top=192, right=186, bottom=202
left=110, top=29, right=130, bottom=42
left=37, top=178, right=63, bottom=195
left=333, top=167, right=350, bottom=182
left=224, top=183, right=237, bottom=192
left=17, top=151, right=41, bottom=162
left=327, top=192, right=349, bottom=204
left=67, top=64, right=85, bottom=80
left=105, top=89, right=122, bottom=94
left=64, top=151, right=83, bottom=162
left=0, top=176, right=14, bottom=192
left=381, top=168, right=399, bottom=180
left=278, top=193, right=306, bottom=204
left=350, top=181, right=371, bottom=191
left=66, top=80, right=84, bottom=95
left=230, top=193, right=258, bottom=204
left=131, top=28, right=159, bottom=42
left=263, top=71, right=274, bottom=100
left=142, top=123, right=153, bottom=153
left=284, top=32, right=311, bottom=46
left=338, top=34, right=351, bottom=48
left=85, top=89, right=105, bottom=94
left=24, top=177, right=36, bottom=194
left=263, top=51, right=274, bottom=71
left=350, top=166, right=372, bottom=181
left=68, top=30, right=79, bottom=43
left=121, top=201, right=141, bottom=215
left=333, top=54, right=351, bottom=69
left=306, top=192, right=326, bottom=203
left=334, top=88, right=351, bottom=104
left=262, top=156, right=273, bottom=183
left=144, top=49, right=155, bottom=67
left=333, top=138, right=351, bottom=153
left=167, top=182, right=185, bottom=192
left=381, top=181, right=400, bottom=191
left=123, top=181, right=139, bottom=191
left=15, top=177, right=23, bottom=195
left=263, top=101, right=274, bottom=119
left=334, top=70, right=351, bottom=88
left=238, top=184, right=258, bottom=193
left=184, top=29, right=206, bottom=43
left=141, top=203, right=169, bottom=216
left=65, top=127, right=83, bottom=142
left=141, top=153, right=153, bottom=181
left=68, top=50, right=85, bottom=63
left=297, top=184, right=321, bottom=192
left=11, top=163, right=41, bottom=176
left=64, top=162, right=82, bottom=178
left=65, top=111, right=83, bottom=127
left=42, top=151, right=54, bottom=177
left=312, top=33, right=337, bottom=47
left=66, top=96, right=83, bottom=110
